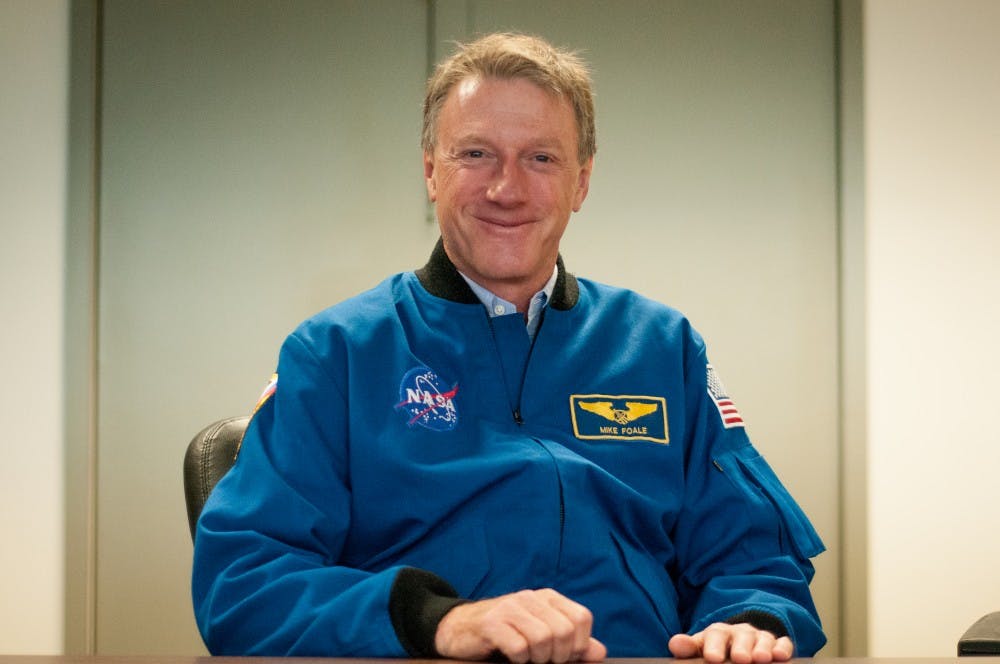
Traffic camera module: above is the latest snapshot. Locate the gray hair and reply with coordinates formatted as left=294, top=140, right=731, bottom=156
left=422, top=32, right=596, bottom=164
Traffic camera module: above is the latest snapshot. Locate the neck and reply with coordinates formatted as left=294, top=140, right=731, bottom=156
left=414, top=239, right=581, bottom=312
left=474, top=266, right=557, bottom=314
left=491, top=283, right=539, bottom=315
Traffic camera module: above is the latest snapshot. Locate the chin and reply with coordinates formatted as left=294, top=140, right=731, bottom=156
left=474, top=253, right=533, bottom=281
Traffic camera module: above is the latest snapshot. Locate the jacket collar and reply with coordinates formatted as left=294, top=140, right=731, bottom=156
left=415, top=238, right=579, bottom=311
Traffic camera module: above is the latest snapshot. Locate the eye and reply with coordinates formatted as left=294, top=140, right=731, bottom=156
left=465, top=150, right=485, bottom=159
left=533, top=154, right=554, bottom=163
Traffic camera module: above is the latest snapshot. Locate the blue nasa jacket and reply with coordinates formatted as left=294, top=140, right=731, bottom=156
left=191, top=241, right=826, bottom=657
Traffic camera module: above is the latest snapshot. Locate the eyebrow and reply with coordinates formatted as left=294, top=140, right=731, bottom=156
left=450, top=134, right=568, bottom=153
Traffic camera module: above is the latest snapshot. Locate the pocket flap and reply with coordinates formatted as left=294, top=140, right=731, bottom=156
left=731, top=449, right=825, bottom=560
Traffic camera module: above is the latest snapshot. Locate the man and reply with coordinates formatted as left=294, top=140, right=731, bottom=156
left=192, top=33, right=825, bottom=663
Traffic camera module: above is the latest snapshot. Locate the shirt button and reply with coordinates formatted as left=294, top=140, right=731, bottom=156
left=493, top=304, right=506, bottom=315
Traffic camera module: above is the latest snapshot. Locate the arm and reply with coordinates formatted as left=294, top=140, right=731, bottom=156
left=669, top=348, right=826, bottom=659
left=191, top=332, right=460, bottom=656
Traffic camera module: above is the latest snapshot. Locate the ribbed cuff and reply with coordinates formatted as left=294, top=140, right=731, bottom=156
left=389, top=567, right=469, bottom=657
left=725, top=610, right=790, bottom=639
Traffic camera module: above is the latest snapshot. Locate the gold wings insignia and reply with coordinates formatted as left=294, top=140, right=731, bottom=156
left=623, top=401, right=658, bottom=421
left=579, top=400, right=658, bottom=425
left=579, top=401, right=617, bottom=422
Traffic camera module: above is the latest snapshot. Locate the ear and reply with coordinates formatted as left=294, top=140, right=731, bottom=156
left=423, top=151, right=437, bottom=202
left=571, top=156, right=594, bottom=212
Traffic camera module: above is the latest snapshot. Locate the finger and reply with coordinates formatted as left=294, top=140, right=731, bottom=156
left=749, top=630, right=776, bottom=664
left=499, top=606, right=555, bottom=664
left=772, top=636, right=794, bottom=662
left=500, top=593, right=568, bottom=663
left=729, top=626, right=758, bottom=664
left=539, top=590, right=595, bottom=661
left=668, top=632, right=704, bottom=659
left=482, top=619, right=532, bottom=664
left=546, top=616, right=578, bottom=663
left=537, top=606, right=577, bottom=662
left=581, top=636, right=608, bottom=662
left=521, top=592, right=585, bottom=663
left=701, top=624, right=734, bottom=663
left=522, top=618, right=557, bottom=664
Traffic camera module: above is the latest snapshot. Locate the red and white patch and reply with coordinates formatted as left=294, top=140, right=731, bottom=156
left=706, top=364, right=744, bottom=429
left=252, top=373, right=278, bottom=415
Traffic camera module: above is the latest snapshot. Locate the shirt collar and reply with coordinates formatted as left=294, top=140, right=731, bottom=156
left=459, top=265, right=559, bottom=338
left=415, top=238, right=580, bottom=311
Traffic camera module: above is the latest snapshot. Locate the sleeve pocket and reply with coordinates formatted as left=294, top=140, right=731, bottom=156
left=731, top=448, right=826, bottom=560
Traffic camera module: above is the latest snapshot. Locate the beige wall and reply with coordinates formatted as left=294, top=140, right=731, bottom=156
left=0, top=0, right=69, bottom=654
left=864, top=0, right=1000, bottom=655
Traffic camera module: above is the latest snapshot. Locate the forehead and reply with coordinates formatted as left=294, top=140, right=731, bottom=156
left=439, top=76, right=577, bottom=140
left=452, top=75, right=557, bottom=99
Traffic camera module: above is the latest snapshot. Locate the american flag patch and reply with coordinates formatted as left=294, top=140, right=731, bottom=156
left=706, top=364, right=744, bottom=429
left=252, top=373, right=278, bottom=415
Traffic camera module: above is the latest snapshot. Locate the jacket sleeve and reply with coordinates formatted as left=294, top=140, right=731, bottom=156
left=669, top=341, right=827, bottom=656
left=191, top=331, right=461, bottom=656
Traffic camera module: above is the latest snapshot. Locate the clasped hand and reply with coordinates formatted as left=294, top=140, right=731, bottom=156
left=434, top=588, right=793, bottom=664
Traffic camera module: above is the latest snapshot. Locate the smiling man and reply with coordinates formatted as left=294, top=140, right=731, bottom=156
left=192, top=33, right=826, bottom=664
left=425, top=74, right=591, bottom=315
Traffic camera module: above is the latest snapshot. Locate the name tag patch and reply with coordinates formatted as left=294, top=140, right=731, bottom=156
left=570, top=394, right=668, bottom=444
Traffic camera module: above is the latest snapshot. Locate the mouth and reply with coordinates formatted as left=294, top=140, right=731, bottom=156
left=473, top=214, right=534, bottom=229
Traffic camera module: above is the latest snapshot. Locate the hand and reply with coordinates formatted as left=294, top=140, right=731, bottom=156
left=668, top=622, right=794, bottom=664
left=434, top=588, right=607, bottom=663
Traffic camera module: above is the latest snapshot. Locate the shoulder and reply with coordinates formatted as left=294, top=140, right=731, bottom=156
left=574, top=277, right=706, bottom=350
left=267, top=272, right=420, bottom=388
left=290, top=272, right=413, bottom=344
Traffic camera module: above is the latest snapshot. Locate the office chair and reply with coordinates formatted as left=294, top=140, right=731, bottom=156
left=959, top=611, right=1000, bottom=655
left=183, top=415, right=249, bottom=540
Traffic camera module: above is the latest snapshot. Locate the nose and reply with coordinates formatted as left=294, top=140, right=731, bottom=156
left=485, top=160, right=528, bottom=207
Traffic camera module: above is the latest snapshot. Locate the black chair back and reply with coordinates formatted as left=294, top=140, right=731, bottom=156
left=183, top=415, right=249, bottom=540
left=959, top=611, right=1000, bottom=655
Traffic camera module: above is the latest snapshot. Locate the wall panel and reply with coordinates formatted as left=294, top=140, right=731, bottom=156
left=98, top=1, right=432, bottom=653
left=97, top=1, right=841, bottom=654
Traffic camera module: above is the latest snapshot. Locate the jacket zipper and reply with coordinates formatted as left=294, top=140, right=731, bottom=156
left=483, top=311, right=543, bottom=426
left=483, top=310, right=564, bottom=567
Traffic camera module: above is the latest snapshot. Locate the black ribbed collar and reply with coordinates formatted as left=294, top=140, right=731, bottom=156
left=414, top=238, right=579, bottom=311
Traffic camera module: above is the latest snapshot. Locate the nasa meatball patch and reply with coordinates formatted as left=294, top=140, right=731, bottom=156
left=395, top=366, right=459, bottom=432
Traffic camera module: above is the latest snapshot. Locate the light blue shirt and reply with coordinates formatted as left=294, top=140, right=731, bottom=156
left=459, top=265, right=558, bottom=340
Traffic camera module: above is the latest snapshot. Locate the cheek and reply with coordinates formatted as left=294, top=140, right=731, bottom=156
left=550, top=180, right=581, bottom=211
left=442, top=172, right=486, bottom=204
